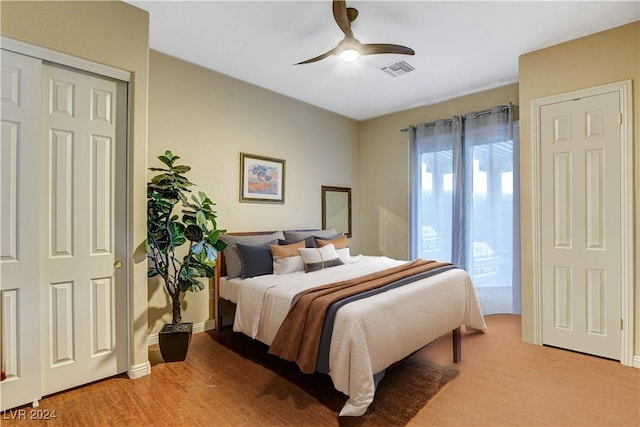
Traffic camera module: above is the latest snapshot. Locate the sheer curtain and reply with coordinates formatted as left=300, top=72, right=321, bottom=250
left=409, top=105, right=520, bottom=314
left=409, top=118, right=461, bottom=265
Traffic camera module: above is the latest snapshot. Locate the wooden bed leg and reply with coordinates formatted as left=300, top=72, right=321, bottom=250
left=452, top=326, right=461, bottom=363
left=217, top=298, right=223, bottom=331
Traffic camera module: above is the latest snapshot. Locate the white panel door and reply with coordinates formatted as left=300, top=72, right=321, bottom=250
left=0, top=49, right=43, bottom=411
left=40, top=64, right=127, bottom=395
left=540, top=91, right=621, bottom=359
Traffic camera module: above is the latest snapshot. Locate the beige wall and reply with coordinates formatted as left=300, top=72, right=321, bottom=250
left=1, top=1, right=150, bottom=369
left=519, top=22, right=639, bottom=355
left=358, top=84, right=519, bottom=260
left=147, top=51, right=360, bottom=333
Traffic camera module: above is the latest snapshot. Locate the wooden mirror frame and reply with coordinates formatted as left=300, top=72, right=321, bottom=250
left=321, top=186, right=352, bottom=238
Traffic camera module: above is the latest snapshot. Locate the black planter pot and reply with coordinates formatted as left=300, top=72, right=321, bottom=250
left=158, top=322, right=193, bottom=362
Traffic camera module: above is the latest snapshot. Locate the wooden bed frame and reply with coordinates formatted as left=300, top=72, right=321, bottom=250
left=213, top=231, right=462, bottom=363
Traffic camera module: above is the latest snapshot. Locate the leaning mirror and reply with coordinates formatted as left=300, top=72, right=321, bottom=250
left=322, top=186, right=352, bottom=238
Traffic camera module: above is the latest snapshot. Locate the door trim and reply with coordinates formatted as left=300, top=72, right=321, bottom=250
left=531, top=80, right=634, bottom=366
left=1, top=36, right=131, bottom=82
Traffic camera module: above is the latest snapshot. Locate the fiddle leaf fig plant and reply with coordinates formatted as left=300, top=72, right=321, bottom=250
left=146, top=150, right=226, bottom=331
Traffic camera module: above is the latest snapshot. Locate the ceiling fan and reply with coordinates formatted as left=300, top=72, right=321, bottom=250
left=296, top=0, right=415, bottom=65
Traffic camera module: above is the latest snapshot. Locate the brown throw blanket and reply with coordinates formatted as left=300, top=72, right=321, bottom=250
left=268, top=259, right=452, bottom=374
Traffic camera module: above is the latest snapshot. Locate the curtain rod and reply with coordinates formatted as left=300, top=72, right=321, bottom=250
left=400, top=102, right=519, bottom=132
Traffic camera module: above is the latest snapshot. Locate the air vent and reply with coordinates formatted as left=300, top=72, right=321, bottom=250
left=379, top=60, right=415, bottom=77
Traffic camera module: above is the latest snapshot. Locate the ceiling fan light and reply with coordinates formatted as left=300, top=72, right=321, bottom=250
left=339, top=49, right=360, bottom=62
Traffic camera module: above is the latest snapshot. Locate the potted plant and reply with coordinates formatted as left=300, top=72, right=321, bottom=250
left=146, top=150, right=227, bottom=362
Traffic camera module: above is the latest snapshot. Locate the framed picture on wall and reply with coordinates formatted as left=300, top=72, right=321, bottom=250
left=240, top=152, right=285, bottom=204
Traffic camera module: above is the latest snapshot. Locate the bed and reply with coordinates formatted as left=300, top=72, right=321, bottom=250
left=214, top=230, right=486, bottom=416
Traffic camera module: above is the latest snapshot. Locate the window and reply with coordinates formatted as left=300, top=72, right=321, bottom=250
left=409, top=106, right=520, bottom=314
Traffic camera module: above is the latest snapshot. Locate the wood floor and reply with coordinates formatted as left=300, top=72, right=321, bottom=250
left=2, top=314, right=638, bottom=426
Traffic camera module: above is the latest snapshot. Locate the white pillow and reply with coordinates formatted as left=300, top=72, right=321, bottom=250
left=273, top=256, right=304, bottom=275
left=336, top=247, right=351, bottom=263
left=298, top=244, right=344, bottom=273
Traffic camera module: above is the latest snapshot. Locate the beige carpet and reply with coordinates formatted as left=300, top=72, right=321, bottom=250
left=412, top=314, right=640, bottom=426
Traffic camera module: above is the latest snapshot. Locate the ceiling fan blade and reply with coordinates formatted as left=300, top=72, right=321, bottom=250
left=296, top=2, right=415, bottom=65
left=360, top=43, right=415, bottom=56
left=295, top=46, right=339, bottom=65
left=333, top=0, right=353, bottom=37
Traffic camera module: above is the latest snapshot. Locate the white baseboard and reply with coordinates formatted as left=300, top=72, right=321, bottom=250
left=633, top=355, right=640, bottom=369
left=128, top=361, right=151, bottom=379
left=147, top=319, right=216, bottom=347
left=194, top=319, right=216, bottom=334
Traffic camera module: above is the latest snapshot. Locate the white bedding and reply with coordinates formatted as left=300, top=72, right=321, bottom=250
left=226, top=255, right=487, bottom=416
left=219, top=276, right=242, bottom=303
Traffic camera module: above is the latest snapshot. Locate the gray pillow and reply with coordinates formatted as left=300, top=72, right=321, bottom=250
left=236, top=241, right=276, bottom=278
left=283, top=228, right=336, bottom=246
left=221, top=231, right=284, bottom=278
left=278, top=236, right=316, bottom=248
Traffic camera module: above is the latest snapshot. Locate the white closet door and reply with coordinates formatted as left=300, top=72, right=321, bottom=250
left=1, top=49, right=43, bottom=410
left=541, top=91, right=622, bottom=360
left=40, top=64, right=127, bottom=395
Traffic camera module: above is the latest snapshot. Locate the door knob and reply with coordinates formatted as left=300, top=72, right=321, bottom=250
left=114, top=261, right=123, bottom=269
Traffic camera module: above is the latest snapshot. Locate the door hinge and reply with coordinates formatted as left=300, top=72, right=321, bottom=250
left=619, top=318, right=623, bottom=330
left=619, top=113, right=622, bottom=124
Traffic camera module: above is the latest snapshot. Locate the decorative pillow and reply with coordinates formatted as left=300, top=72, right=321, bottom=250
left=273, top=256, right=304, bottom=275
left=335, top=248, right=351, bottom=264
left=315, top=235, right=349, bottom=249
left=221, top=231, right=284, bottom=278
left=271, top=241, right=306, bottom=275
left=236, top=241, right=276, bottom=278
left=298, top=243, right=344, bottom=273
left=283, top=228, right=336, bottom=247
left=316, top=235, right=350, bottom=263
left=314, top=232, right=344, bottom=242
left=270, top=240, right=305, bottom=258
left=278, top=236, right=316, bottom=248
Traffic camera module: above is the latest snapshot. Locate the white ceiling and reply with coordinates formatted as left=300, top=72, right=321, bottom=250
left=128, top=1, right=639, bottom=121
